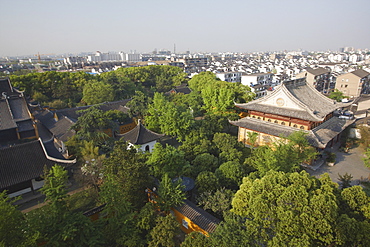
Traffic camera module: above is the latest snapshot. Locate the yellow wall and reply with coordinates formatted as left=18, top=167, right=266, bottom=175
left=172, top=209, right=209, bottom=237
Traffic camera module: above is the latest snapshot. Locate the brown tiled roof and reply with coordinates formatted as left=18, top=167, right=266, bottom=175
left=175, top=200, right=220, bottom=233
left=0, top=139, right=75, bottom=190
left=118, top=121, right=164, bottom=145
left=350, top=69, right=370, bottom=78
left=235, top=78, right=350, bottom=122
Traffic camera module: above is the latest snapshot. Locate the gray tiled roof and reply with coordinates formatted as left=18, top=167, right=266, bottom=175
left=311, top=117, right=356, bottom=147
left=0, top=139, right=75, bottom=190
left=350, top=69, right=370, bottom=78
left=8, top=97, right=31, bottom=121
left=0, top=97, right=32, bottom=132
left=0, top=99, right=17, bottom=130
left=229, top=116, right=355, bottom=148
left=118, top=121, right=164, bottom=145
left=305, top=67, right=330, bottom=76
left=0, top=78, right=12, bottom=94
left=235, top=78, right=350, bottom=121
left=174, top=200, right=220, bottom=233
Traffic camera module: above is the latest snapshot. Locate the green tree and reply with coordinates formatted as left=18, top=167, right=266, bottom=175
left=0, top=192, right=36, bottom=247
left=27, top=165, right=103, bottom=246
left=196, top=171, right=220, bottom=194
left=103, top=140, right=153, bottom=209
left=213, top=132, right=249, bottom=163
left=246, top=131, right=317, bottom=176
left=148, top=214, right=180, bottom=247
left=178, top=132, right=214, bottom=161
left=232, top=171, right=341, bottom=246
left=216, top=161, right=246, bottom=189
left=99, top=173, right=142, bottom=246
left=71, top=105, right=115, bottom=144
left=209, top=211, right=253, bottom=247
left=363, top=145, right=370, bottom=168
left=147, top=143, right=189, bottom=179
left=126, top=90, right=150, bottom=119
left=155, top=173, right=186, bottom=212
left=192, top=153, right=219, bottom=173
left=197, top=187, right=234, bottom=219
left=146, top=92, right=194, bottom=141
left=82, top=80, right=114, bottom=105
left=328, top=89, right=344, bottom=102
left=188, top=71, right=220, bottom=92
left=338, top=172, right=353, bottom=189
left=79, top=141, right=106, bottom=191
left=182, top=231, right=211, bottom=247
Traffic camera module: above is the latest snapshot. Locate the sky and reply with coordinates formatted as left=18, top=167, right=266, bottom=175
left=0, top=0, right=369, bottom=57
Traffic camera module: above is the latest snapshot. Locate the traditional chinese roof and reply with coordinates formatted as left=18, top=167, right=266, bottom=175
left=118, top=120, right=164, bottom=145
left=235, top=78, right=350, bottom=122
left=174, top=199, right=220, bottom=234
left=166, top=84, right=192, bottom=95
left=0, top=77, right=13, bottom=95
left=0, top=139, right=76, bottom=190
left=229, top=116, right=355, bottom=148
left=0, top=97, right=32, bottom=131
left=0, top=77, right=23, bottom=96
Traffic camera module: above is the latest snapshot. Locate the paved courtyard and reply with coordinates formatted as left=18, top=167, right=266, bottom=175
left=307, top=95, right=370, bottom=185
left=307, top=145, right=370, bottom=185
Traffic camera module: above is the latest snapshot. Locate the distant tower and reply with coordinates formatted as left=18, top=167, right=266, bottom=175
left=174, top=43, right=176, bottom=54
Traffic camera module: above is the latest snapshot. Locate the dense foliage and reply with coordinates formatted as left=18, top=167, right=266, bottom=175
left=4, top=68, right=370, bottom=246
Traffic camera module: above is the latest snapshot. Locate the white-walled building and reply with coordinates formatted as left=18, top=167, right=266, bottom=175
left=215, top=72, right=242, bottom=82
left=119, top=52, right=141, bottom=62
left=87, top=51, right=121, bottom=62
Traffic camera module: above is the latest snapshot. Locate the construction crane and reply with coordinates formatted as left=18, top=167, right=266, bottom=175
left=34, top=52, right=54, bottom=61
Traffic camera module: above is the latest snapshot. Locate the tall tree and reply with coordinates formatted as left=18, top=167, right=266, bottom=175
left=148, top=214, right=180, bottom=247
left=126, top=90, right=151, bottom=119
left=155, top=173, right=186, bottom=212
left=246, top=131, right=317, bottom=176
left=146, top=92, right=194, bottom=141
left=27, top=165, right=103, bottom=246
left=99, top=173, right=143, bottom=246
left=103, top=140, right=153, bottom=210
left=232, top=171, right=345, bottom=246
left=0, top=192, right=36, bottom=247
left=147, top=143, right=189, bottom=179
left=82, top=80, right=115, bottom=105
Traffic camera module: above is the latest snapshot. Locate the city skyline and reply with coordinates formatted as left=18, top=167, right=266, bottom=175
left=1, top=0, right=369, bottom=57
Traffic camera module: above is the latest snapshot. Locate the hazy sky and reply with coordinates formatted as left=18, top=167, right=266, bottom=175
left=1, top=0, right=369, bottom=56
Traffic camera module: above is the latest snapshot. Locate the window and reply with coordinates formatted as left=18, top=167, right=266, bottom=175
left=145, top=145, right=150, bottom=152
left=274, top=120, right=278, bottom=124
left=182, top=219, right=189, bottom=229
left=345, top=85, right=348, bottom=88
left=281, top=122, right=285, bottom=125
left=300, top=126, right=305, bottom=130
left=293, top=124, right=298, bottom=128
left=267, top=119, right=271, bottom=122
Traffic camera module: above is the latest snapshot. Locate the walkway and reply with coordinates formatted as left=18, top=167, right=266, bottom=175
left=307, top=145, right=370, bottom=185
left=307, top=95, right=370, bottom=184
